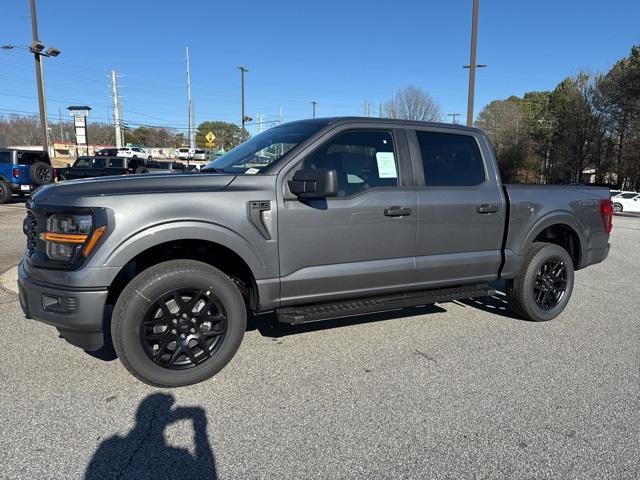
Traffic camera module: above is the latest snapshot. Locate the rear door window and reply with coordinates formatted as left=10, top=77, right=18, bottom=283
left=0, top=152, right=10, bottom=164
left=415, top=131, right=485, bottom=187
left=108, top=158, right=124, bottom=168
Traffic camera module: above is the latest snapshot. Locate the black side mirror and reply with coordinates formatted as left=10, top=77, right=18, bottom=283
left=66, top=163, right=71, bottom=168
left=288, top=169, right=338, bottom=198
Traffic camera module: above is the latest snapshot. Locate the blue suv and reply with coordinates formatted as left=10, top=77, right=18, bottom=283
left=0, top=149, right=53, bottom=203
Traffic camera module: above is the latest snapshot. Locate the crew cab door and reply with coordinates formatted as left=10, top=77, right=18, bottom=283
left=406, top=127, right=506, bottom=287
left=277, top=126, right=417, bottom=306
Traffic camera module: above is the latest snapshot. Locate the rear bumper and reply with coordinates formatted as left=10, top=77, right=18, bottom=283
left=9, top=183, right=35, bottom=193
left=17, top=262, right=108, bottom=351
left=579, top=243, right=610, bottom=269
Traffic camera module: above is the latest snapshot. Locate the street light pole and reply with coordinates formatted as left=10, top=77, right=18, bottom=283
left=29, top=0, right=49, bottom=156
left=237, top=66, right=248, bottom=139
left=311, top=101, right=317, bottom=119
left=466, top=0, right=479, bottom=127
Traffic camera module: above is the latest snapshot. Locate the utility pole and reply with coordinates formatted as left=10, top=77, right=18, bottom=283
left=58, top=108, right=63, bottom=142
left=279, top=107, right=283, bottom=125
left=110, top=70, right=123, bottom=148
left=29, top=0, right=49, bottom=156
left=447, top=113, right=461, bottom=124
left=186, top=46, right=194, bottom=149
left=379, top=103, right=383, bottom=118
left=311, top=101, right=317, bottom=119
left=237, top=66, right=248, bottom=139
left=465, top=0, right=486, bottom=126
left=258, top=113, right=265, bottom=133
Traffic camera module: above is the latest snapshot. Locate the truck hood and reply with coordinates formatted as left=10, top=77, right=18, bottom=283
left=32, top=172, right=236, bottom=202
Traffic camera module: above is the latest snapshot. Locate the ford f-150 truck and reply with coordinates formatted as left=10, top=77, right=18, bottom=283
left=17, top=118, right=612, bottom=387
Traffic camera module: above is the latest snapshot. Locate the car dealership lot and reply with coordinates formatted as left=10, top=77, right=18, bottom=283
left=0, top=204, right=638, bottom=479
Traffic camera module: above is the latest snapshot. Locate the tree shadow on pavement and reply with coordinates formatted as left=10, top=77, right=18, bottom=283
left=456, top=281, right=526, bottom=321
left=85, top=393, right=217, bottom=480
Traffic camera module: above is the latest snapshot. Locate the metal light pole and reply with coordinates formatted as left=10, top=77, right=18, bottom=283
left=311, top=101, right=317, bottom=119
left=465, top=0, right=484, bottom=127
left=237, top=66, right=248, bottom=138
left=29, top=0, right=50, bottom=155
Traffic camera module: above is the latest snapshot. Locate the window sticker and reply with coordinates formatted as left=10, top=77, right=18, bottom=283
left=375, top=152, right=397, bottom=178
left=245, top=168, right=260, bottom=174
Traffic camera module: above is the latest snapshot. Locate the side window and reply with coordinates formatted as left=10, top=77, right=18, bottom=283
left=302, top=130, right=398, bottom=197
left=74, top=158, right=90, bottom=168
left=416, top=131, right=485, bottom=187
left=0, top=152, right=10, bottom=164
left=91, top=158, right=107, bottom=168
left=109, top=158, right=124, bottom=168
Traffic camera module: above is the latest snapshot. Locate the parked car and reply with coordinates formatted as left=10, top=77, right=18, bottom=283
left=175, top=148, right=192, bottom=160
left=0, top=149, right=53, bottom=203
left=54, top=156, right=148, bottom=181
left=612, top=192, right=640, bottom=213
left=18, top=118, right=612, bottom=387
left=192, top=149, right=207, bottom=161
left=117, top=147, right=152, bottom=160
left=95, top=148, right=119, bottom=156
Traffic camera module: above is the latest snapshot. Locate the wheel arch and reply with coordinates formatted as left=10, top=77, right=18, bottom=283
left=106, top=238, right=260, bottom=314
left=527, top=218, right=583, bottom=268
left=101, top=222, right=271, bottom=315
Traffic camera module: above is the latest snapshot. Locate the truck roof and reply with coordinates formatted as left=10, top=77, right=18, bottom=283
left=279, top=116, right=484, bottom=134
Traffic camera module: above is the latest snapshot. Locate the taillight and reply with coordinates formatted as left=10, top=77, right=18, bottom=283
left=12, top=168, right=20, bottom=178
left=599, top=199, right=613, bottom=234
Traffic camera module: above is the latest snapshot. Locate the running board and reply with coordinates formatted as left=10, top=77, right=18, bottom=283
left=276, top=284, right=494, bottom=325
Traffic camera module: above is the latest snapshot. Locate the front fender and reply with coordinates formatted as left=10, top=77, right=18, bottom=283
left=101, top=220, right=267, bottom=276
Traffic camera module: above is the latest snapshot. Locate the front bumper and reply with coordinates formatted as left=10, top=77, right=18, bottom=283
left=17, top=261, right=108, bottom=351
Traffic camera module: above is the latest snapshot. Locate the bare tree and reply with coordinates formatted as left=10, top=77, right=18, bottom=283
left=384, top=85, right=442, bottom=122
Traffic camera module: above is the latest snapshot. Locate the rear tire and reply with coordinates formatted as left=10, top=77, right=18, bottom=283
left=506, top=242, right=574, bottom=322
left=613, top=202, right=622, bottom=213
left=112, top=260, right=247, bottom=387
left=0, top=181, right=11, bottom=204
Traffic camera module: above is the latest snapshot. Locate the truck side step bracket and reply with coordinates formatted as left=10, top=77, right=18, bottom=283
left=276, top=284, right=494, bottom=324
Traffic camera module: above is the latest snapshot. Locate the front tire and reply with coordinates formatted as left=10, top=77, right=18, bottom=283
left=506, top=242, right=574, bottom=322
left=112, top=260, right=247, bottom=387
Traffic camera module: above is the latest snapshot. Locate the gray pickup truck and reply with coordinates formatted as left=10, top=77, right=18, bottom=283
left=18, top=118, right=613, bottom=387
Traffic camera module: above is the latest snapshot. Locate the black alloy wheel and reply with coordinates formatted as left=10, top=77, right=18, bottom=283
left=533, top=258, right=567, bottom=310
left=140, top=288, right=228, bottom=369
left=37, top=165, right=52, bottom=182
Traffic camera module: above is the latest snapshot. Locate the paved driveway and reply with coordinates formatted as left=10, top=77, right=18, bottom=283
left=0, top=204, right=638, bottom=479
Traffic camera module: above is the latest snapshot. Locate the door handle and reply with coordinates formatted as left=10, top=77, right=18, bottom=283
left=384, top=206, right=412, bottom=217
left=476, top=204, right=499, bottom=214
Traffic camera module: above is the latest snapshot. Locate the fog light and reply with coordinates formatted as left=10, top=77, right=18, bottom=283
left=42, top=294, right=76, bottom=313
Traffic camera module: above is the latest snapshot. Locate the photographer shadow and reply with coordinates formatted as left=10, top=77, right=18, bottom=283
left=85, top=393, right=217, bottom=480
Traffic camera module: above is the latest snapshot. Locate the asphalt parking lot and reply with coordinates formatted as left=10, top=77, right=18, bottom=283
left=0, top=200, right=638, bottom=479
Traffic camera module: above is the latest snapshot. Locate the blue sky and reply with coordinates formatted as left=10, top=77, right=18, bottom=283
left=1, top=0, right=639, bottom=136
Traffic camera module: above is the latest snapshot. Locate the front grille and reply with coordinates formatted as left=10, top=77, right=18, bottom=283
left=24, top=210, right=38, bottom=256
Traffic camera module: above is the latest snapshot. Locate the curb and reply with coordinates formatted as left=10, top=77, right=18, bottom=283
left=0, top=266, right=18, bottom=295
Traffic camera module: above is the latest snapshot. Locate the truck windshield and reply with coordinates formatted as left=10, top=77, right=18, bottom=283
left=202, top=123, right=323, bottom=174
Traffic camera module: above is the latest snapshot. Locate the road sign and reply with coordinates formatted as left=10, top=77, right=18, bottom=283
left=205, top=132, right=215, bottom=143
left=205, top=142, right=214, bottom=148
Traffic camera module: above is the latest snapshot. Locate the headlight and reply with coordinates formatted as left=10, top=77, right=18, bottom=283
left=47, top=214, right=92, bottom=235
left=40, top=213, right=106, bottom=262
